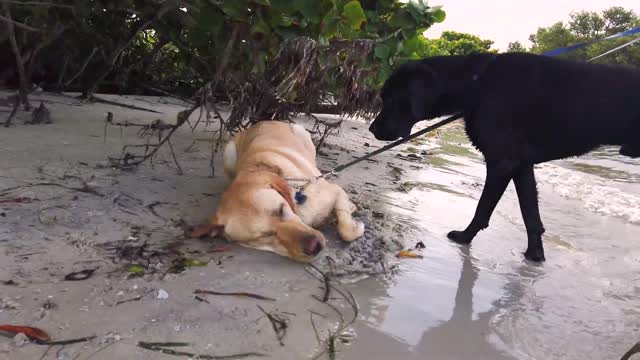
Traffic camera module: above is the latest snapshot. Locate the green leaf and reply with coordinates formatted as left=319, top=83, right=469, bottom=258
left=389, top=11, right=417, bottom=30
left=220, top=0, right=249, bottom=20
left=271, top=13, right=295, bottom=27
left=374, top=44, right=391, bottom=59
left=128, top=265, right=145, bottom=274
left=320, top=13, right=341, bottom=39
left=251, top=20, right=271, bottom=38
left=185, top=259, right=207, bottom=267
left=406, top=2, right=426, bottom=22
left=251, top=0, right=271, bottom=6
left=192, top=5, right=225, bottom=34
left=342, top=1, right=367, bottom=30
left=431, top=8, right=446, bottom=23
left=293, top=0, right=322, bottom=22
left=377, top=64, right=393, bottom=84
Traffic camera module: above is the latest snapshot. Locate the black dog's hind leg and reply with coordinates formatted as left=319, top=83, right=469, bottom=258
left=513, top=165, right=546, bottom=262
left=447, top=161, right=514, bottom=244
left=620, top=144, right=640, bottom=158
left=620, top=120, right=640, bottom=158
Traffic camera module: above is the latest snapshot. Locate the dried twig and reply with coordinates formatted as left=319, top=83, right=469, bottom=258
left=194, top=295, right=210, bottom=304
left=194, top=289, right=275, bottom=301
left=308, top=263, right=331, bottom=303
left=137, top=342, right=265, bottom=359
left=305, top=264, right=359, bottom=360
left=0, top=181, right=102, bottom=197
left=91, top=96, right=161, bottom=113
left=309, top=312, right=321, bottom=345
left=257, top=305, right=288, bottom=346
left=114, top=290, right=153, bottom=306
left=107, top=106, right=195, bottom=169
left=167, top=139, right=183, bottom=174
left=38, top=336, right=97, bottom=346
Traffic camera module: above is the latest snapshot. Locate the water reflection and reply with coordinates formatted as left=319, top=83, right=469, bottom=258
left=411, top=247, right=521, bottom=360
left=346, top=243, right=542, bottom=359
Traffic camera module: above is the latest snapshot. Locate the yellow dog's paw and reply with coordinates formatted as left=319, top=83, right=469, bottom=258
left=339, top=220, right=365, bottom=242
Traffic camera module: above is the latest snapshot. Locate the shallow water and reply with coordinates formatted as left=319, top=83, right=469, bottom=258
left=343, top=124, right=640, bottom=360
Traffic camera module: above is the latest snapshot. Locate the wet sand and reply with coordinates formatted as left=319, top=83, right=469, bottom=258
left=341, top=122, right=640, bottom=360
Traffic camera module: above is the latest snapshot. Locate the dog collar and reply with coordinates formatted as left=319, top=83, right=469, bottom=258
left=294, top=190, right=307, bottom=205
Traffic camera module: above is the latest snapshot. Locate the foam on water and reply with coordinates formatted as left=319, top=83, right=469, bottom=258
left=536, top=163, right=640, bottom=224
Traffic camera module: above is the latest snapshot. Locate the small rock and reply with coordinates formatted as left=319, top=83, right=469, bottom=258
left=372, top=211, right=385, bottom=219
left=157, top=289, right=169, bottom=300
left=13, top=333, right=29, bottom=347
left=42, top=299, right=57, bottom=310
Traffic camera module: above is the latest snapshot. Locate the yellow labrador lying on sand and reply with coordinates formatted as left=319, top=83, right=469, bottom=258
left=191, top=121, right=365, bottom=262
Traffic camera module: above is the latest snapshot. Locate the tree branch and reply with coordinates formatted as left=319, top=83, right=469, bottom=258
left=25, top=24, right=69, bottom=83
left=82, top=3, right=174, bottom=98
left=3, top=1, right=30, bottom=117
left=213, top=22, right=241, bottom=87
left=64, top=46, right=98, bottom=87
left=0, top=13, right=41, bottom=32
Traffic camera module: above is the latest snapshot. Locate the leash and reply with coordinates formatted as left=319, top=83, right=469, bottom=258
left=285, top=112, right=464, bottom=195
left=332, top=112, right=463, bottom=174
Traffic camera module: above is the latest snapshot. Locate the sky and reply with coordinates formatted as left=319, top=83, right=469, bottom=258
left=425, top=0, right=640, bottom=50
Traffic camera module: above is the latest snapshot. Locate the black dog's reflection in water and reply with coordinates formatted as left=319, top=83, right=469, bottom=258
left=413, top=248, right=532, bottom=360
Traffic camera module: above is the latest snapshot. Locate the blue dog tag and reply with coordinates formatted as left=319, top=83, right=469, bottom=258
left=295, top=191, right=307, bottom=205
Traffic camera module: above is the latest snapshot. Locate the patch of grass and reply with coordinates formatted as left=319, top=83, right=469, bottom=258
left=436, top=142, right=480, bottom=159
left=424, top=154, right=462, bottom=169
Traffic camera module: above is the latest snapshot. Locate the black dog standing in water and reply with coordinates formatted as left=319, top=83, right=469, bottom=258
left=369, top=52, right=640, bottom=262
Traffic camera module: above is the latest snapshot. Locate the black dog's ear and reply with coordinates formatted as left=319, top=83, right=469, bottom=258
left=408, top=64, right=440, bottom=121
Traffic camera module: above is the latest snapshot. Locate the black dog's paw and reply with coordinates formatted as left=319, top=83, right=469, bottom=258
left=524, top=247, right=546, bottom=262
left=447, top=230, right=473, bottom=244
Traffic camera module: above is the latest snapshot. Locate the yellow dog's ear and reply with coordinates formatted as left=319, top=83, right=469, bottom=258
left=189, top=215, right=225, bottom=239
left=270, top=177, right=296, bottom=211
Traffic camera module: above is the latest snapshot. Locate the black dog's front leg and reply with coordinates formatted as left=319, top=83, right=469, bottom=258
left=513, top=165, right=546, bottom=262
left=448, top=162, right=513, bottom=244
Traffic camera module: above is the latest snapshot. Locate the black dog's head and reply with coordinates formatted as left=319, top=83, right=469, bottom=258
left=369, top=61, right=442, bottom=141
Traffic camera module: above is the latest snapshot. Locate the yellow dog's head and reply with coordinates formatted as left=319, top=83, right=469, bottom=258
left=192, top=172, right=326, bottom=262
